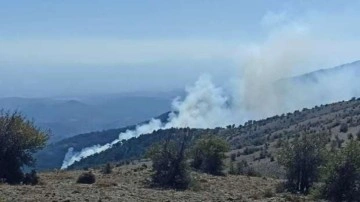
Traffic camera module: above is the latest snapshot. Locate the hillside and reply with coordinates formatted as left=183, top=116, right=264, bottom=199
left=35, top=60, right=360, bottom=171
left=35, top=112, right=171, bottom=171
left=69, top=97, right=360, bottom=176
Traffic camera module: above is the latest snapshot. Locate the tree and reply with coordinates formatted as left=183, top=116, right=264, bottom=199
left=318, top=140, right=360, bottom=201
left=191, top=136, right=229, bottom=176
left=0, top=111, right=49, bottom=184
left=148, top=135, right=191, bottom=190
left=278, top=134, right=327, bottom=194
left=340, top=123, right=349, bottom=133
left=23, top=170, right=39, bottom=185
left=102, top=163, right=112, bottom=174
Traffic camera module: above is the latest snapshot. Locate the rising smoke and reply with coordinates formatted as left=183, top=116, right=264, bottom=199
left=61, top=76, right=236, bottom=169
left=61, top=18, right=360, bottom=169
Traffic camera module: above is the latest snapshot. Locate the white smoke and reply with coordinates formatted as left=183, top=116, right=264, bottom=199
left=61, top=76, right=235, bottom=169
left=61, top=14, right=360, bottom=169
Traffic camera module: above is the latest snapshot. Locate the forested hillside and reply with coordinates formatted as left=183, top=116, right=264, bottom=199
left=69, top=97, right=360, bottom=175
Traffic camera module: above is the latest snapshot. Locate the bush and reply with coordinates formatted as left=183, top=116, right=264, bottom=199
left=102, top=163, right=112, bottom=174
left=236, top=160, right=249, bottom=175
left=340, top=123, right=348, bottom=133
left=77, top=171, right=96, bottom=184
left=191, top=136, right=229, bottom=176
left=275, top=182, right=287, bottom=193
left=317, top=141, right=360, bottom=201
left=0, top=111, right=49, bottom=184
left=263, top=188, right=275, bottom=198
left=278, top=134, right=327, bottom=194
left=228, top=161, right=236, bottom=175
left=242, top=147, right=261, bottom=155
left=356, top=130, right=360, bottom=141
left=230, top=153, right=236, bottom=162
left=245, top=167, right=261, bottom=177
left=148, top=136, right=191, bottom=190
left=23, top=170, right=39, bottom=185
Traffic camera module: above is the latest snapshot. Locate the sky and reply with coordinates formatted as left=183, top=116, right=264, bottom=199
left=1, top=0, right=360, bottom=97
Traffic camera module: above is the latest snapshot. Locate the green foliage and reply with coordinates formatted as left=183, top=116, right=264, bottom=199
left=263, top=188, right=275, bottom=198
left=102, top=163, right=112, bottom=174
left=148, top=135, right=191, bottom=190
left=0, top=111, right=49, bottom=184
left=23, top=170, right=39, bottom=185
left=275, top=182, right=287, bottom=193
left=191, top=136, right=229, bottom=176
left=242, top=147, right=261, bottom=155
left=340, top=123, right=349, bottom=133
left=278, top=134, right=327, bottom=194
left=228, top=161, right=236, bottom=175
left=69, top=128, right=207, bottom=170
left=230, top=153, right=236, bottom=162
left=245, top=167, right=261, bottom=177
left=77, top=171, right=96, bottom=184
left=236, top=160, right=249, bottom=175
left=317, top=140, right=360, bottom=201
left=228, top=160, right=260, bottom=176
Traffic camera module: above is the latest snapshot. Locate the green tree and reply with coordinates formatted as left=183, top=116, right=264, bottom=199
left=191, top=136, right=229, bottom=176
left=102, top=163, right=112, bottom=174
left=148, top=135, right=191, bottom=190
left=318, top=140, right=360, bottom=201
left=278, top=134, right=327, bottom=194
left=0, top=111, right=49, bottom=184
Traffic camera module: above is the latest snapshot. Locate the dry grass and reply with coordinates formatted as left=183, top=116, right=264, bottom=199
left=0, top=164, right=312, bottom=202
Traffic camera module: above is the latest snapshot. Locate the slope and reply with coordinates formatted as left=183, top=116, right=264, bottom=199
left=70, top=97, right=360, bottom=174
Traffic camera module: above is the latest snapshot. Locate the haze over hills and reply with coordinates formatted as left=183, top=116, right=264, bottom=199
left=0, top=93, right=175, bottom=142
left=34, top=60, right=360, bottom=171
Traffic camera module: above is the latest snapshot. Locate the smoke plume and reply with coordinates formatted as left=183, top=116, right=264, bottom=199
left=61, top=18, right=360, bottom=169
left=61, top=76, right=235, bottom=169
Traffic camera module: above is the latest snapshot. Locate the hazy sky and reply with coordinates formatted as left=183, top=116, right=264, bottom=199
left=1, top=0, right=360, bottom=97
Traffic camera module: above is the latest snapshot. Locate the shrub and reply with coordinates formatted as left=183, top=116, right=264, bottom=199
left=23, top=170, right=39, bottom=185
left=230, top=153, right=236, bottom=162
left=270, top=156, right=275, bottom=162
left=242, top=147, right=261, bottom=155
left=0, top=111, right=49, bottom=184
left=263, top=188, right=275, bottom=198
left=317, top=141, right=360, bottom=201
left=245, top=167, right=261, bottom=177
left=76, top=171, right=96, bottom=184
left=102, top=163, right=112, bottom=174
left=356, top=130, right=360, bottom=141
left=278, top=134, right=327, bottom=194
left=228, top=160, right=261, bottom=177
left=191, top=136, right=229, bottom=175
left=340, top=123, right=348, bottom=133
left=275, top=182, right=287, bottom=193
left=235, top=160, right=248, bottom=175
left=148, top=136, right=191, bottom=190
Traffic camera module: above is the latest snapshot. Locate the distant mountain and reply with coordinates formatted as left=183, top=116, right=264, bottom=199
left=291, top=60, right=360, bottom=83
left=0, top=94, right=173, bottom=142
left=271, top=60, right=360, bottom=115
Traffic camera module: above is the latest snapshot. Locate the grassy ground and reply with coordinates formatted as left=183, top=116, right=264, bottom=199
left=0, top=164, right=310, bottom=202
